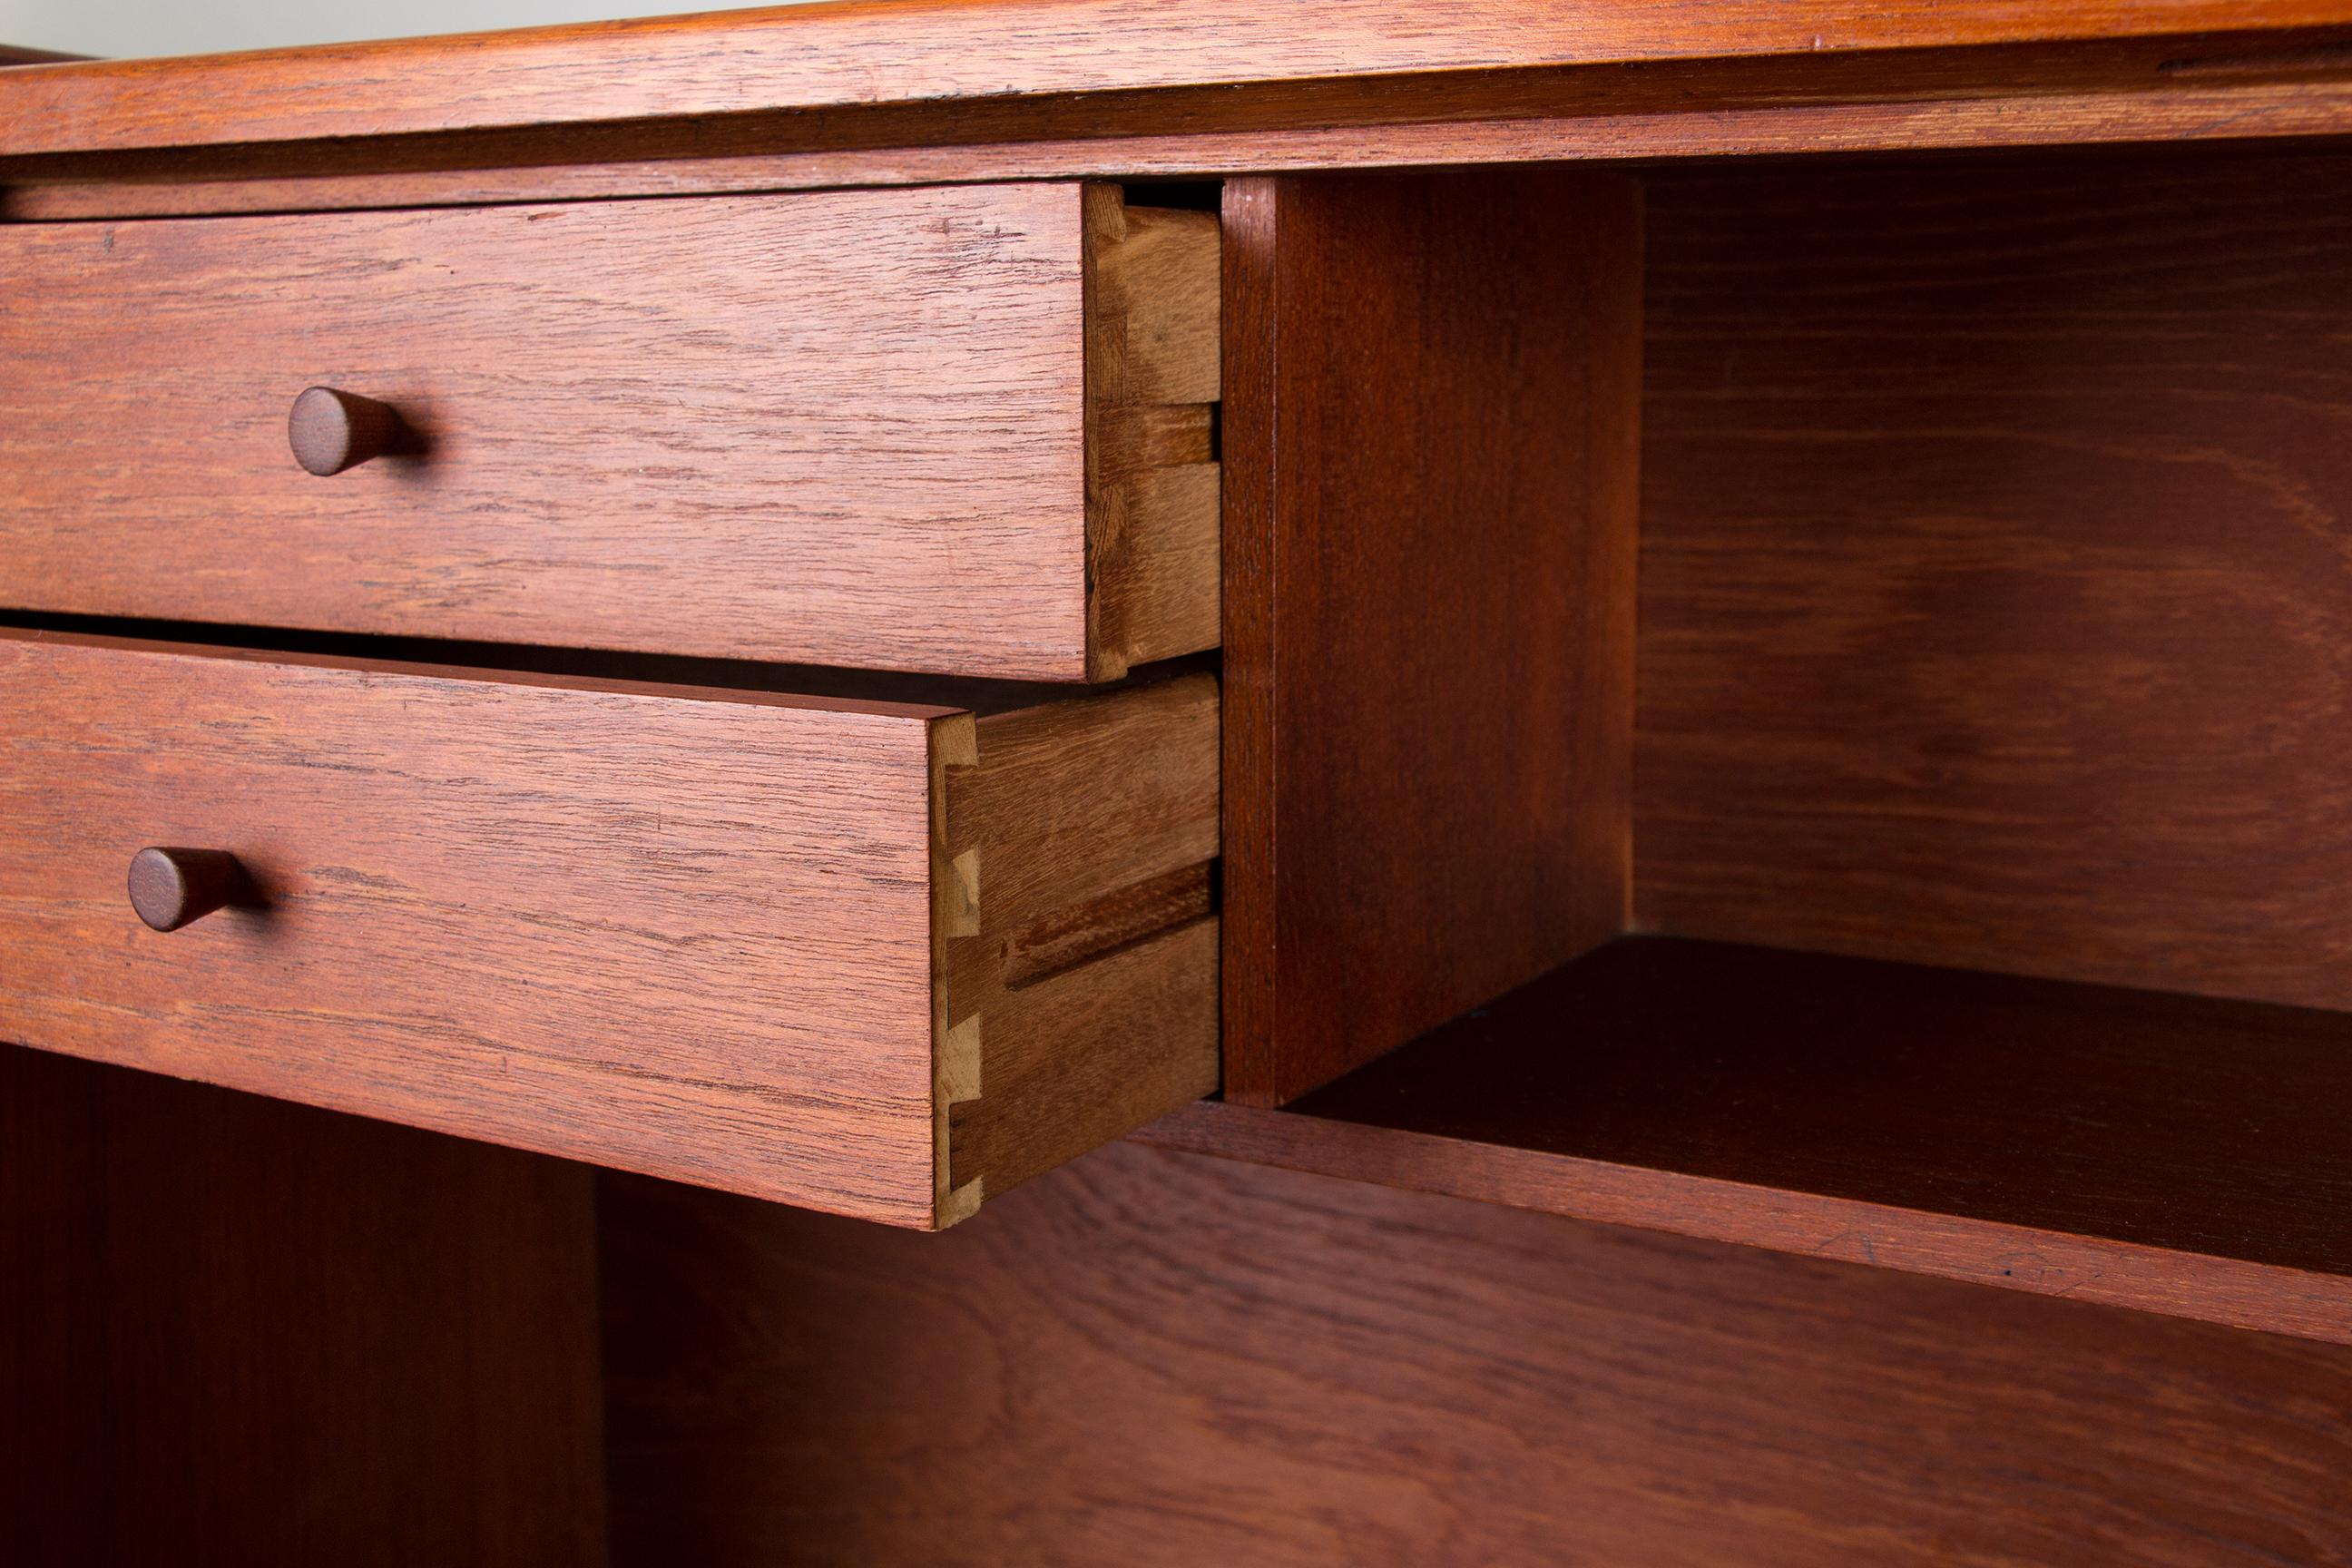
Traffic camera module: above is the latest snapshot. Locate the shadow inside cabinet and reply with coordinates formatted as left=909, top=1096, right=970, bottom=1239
left=0, top=1045, right=607, bottom=1568
left=596, top=1142, right=2352, bottom=1568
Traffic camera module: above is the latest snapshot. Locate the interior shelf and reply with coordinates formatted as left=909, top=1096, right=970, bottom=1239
left=1145, top=937, right=2352, bottom=1345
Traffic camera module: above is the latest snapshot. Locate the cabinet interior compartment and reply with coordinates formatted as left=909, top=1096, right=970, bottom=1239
left=1171, top=142, right=2352, bottom=1346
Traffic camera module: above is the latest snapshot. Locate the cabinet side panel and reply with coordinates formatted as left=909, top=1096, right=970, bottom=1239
left=1222, top=171, right=1642, bottom=1104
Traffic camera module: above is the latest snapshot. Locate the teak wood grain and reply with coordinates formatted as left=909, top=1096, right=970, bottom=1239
left=0, top=184, right=1218, bottom=681
left=15, top=38, right=2352, bottom=223
left=2, top=1044, right=606, bottom=1567
left=600, top=1143, right=2352, bottom=1566
left=1082, top=185, right=1221, bottom=681
left=1637, top=146, right=2352, bottom=1010
left=4, top=1, right=2351, bottom=157
left=1147, top=937, right=2352, bottom=1344
left=1220, top=172, right=1639, bottom=1105
left=941, top=674, right=1221, bottom=1220
left=0, top=632, right=1218, bottom=1227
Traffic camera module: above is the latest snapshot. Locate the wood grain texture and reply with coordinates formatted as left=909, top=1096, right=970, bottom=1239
left=600, top=1142, right=2352, bottom=1567
left=1637, top=146, right=2352, bottom=1008
left=0, top=632, right=1216, bottom=1227
left=1083, top=187, right=1221, bottom=681
left=15, top=43, right=2352, bottom=222
left=1147, top=937, right=2352, bottom=1344
left=0, top=629, right=953, bottom=1225
left=1220, top=172, right=1639, bottom=1106
left=1, top=1044, right=605, bottom=1566
left=0, top=184, right=1217, bottom=681
left=5, top=1, right=2352, bottom=157
left=943, top=673, right=1221, bottom=1215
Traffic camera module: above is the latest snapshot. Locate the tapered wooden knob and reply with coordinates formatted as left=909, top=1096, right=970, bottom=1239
left=289, top=386, right=407, bottom=475
left=129, top=848, right=252, bottom=932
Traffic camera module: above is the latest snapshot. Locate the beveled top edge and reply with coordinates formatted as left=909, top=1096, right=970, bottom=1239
left=5, top=0, right=2351, bottom=158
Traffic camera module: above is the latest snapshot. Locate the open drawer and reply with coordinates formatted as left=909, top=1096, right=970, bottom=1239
left=0, top=631, right=1219, bottom=1226
left=0, top=183, right=1219, bottom=681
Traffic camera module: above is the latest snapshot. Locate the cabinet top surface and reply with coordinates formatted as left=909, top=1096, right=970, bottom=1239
left=5, top=0, right=2352, bottom=159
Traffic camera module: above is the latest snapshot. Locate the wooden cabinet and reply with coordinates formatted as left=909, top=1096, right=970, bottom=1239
left=8, top=7, right=2352, bottom=1566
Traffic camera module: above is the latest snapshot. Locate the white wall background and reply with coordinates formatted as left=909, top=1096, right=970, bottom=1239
left=1, top=0, right=808, bottom=60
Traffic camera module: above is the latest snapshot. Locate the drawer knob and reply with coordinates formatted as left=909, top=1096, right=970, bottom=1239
left=128, top=848, right=253, bottom=932
left=289, top=386, right=408, bottom=475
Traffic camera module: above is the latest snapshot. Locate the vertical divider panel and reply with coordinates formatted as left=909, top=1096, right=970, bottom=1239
left=1220, top=171, right=1645, bottom=1105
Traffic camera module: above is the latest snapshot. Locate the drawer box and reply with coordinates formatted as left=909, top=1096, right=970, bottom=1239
left=0, top=631, right=1220, bottom=1226
left=0, top=183, right=1219, bottom=681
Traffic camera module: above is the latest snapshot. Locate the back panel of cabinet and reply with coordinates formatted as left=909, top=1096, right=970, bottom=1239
left=1638, top=142, right=2352, bottom=1010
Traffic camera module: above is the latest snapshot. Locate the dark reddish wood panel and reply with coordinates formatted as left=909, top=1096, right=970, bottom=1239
left=12, top=49, right=2352, bottom=224
left=600, top=1142, right=2352, bottom=1566
left=0, top=187, right=1115, bottom=680
left=1637, top=144, right=2352, bottom=1010
left=0, top=1044, right=605, bottom=1565
left=4, top=2, right=2350, bottom=157
left=1150, top=936, right=2352, bottom=1341
left=1220, top=170, right=1640, bottom=1105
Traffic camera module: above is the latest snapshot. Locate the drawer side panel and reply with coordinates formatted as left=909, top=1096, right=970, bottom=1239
left=941, top=672, right=1221, bottom=1213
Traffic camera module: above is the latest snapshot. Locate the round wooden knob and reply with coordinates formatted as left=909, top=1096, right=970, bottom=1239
left=128, top=848, right=252, bottom=932
left=289, top=386, right=407, bottom=475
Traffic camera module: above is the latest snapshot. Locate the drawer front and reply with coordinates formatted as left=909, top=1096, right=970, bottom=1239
left=0, top=632, right=1218, bottom=1226
left=0, top=184, right=1219, bottom=681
